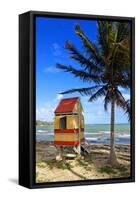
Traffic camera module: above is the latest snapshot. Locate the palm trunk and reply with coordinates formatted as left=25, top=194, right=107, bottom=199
left=109, top=99, right=118, bottom=166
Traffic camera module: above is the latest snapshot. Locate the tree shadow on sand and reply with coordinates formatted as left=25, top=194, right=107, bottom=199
left=67, top=167, right=88, bottom=180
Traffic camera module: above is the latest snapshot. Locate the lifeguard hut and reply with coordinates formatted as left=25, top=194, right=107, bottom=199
left=54, top=97, right=84, bottom=156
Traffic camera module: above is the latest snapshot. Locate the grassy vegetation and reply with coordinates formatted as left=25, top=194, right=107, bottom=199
left=36, top=159, right=72, bottom=170
left=116, top=165, right=130, bottom=177
left=77, top=159, right=88, bottom=167
left=98, top=166, right=116, bottom=174
left=98, top=164, right=130, bottom=178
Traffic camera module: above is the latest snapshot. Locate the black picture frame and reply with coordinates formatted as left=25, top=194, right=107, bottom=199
left=19, top=10, right=135, bottom=189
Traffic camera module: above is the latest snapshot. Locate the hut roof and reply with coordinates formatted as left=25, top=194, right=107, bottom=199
left=54, top=97, right=79, bottom=113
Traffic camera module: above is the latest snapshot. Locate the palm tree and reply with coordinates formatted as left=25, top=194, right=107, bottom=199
left=56, top=21, right=131, bottom=166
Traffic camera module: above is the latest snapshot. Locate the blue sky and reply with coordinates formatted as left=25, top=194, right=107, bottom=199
left=36, top=17, right=130, bottom=124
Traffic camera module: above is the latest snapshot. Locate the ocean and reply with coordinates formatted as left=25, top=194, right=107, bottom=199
left=36, top=124, right=130, bottom=145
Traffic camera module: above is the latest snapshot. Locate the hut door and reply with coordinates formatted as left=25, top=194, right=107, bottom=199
left=59, top=116, right=66, bottom=129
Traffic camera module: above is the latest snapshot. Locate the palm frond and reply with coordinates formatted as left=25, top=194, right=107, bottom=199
left=75, top=24, right=104, bottom=66
left=97, top=21, right=113, bottom=55
left=65, top=40, right=102, bottom=74
left=114, top=89, right=126, bottom=107
left=114, top=89, right=130, bottom=120
left=104, top=91, right=111, bottom=111
left=110, top=45, right=130, bottom=73
left=59, top=85, right=104, bottom=96
left=56, top=63, right=102, bottom=83
left=88, top=85, right=108, bottom=102
left=115, top=22, right=130, bottom=43
left=124, top=100, right=131, bottom=121
left=113, top=72, right=130, bottom=88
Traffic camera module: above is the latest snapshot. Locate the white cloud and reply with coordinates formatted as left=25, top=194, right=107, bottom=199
left=51, top=43, right=62, bottom=56
left=36, top=102, right=55, bottom=121
left=122, top=93, right=130, bottom=100
left=44, top=66, right=59, bottom=73
left=40, top=108, right=46, bottom=113
left=36, top=94, right=64, bottom=121
left=118, top=87, right=130, bottom=100
left=97, top=110, right=103, bottom=115
left=118, top=87, right=125, bottom=92
left=56, top=94, right=63, bottom=100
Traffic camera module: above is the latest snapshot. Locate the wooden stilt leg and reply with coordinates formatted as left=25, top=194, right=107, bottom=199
left=77, top=144, right=81, bottom=155
left=73, top=145, right=81, bottom=156
left=56, top=146, right=63, bottom=161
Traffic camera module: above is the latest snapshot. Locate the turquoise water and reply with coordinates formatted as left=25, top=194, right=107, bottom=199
left=36, top=124, right=130, bottom=144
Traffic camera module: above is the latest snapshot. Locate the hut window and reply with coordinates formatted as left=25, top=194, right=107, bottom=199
left=59, top=116, right=66, bottom=129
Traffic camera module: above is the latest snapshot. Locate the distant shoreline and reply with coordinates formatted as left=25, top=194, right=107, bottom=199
left=36, top=121, right=53, bottom=126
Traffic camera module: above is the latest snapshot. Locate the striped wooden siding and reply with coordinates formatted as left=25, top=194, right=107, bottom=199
left=54, top=128, right=84, bottom=146
left=54, top=138, right=84, bottom=146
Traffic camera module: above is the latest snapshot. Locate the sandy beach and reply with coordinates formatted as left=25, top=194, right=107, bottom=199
left=36, top=141, right=131, bottom=183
